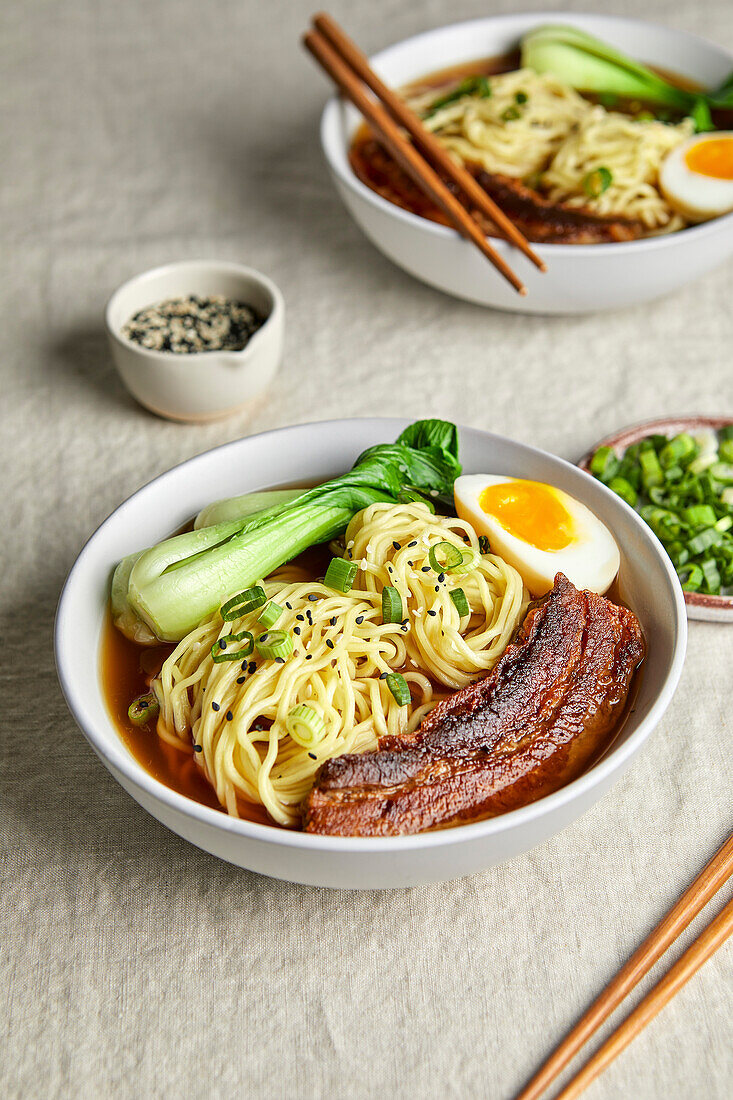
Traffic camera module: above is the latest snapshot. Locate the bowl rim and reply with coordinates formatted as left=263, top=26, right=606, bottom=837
left=55, top=416, right=688, bottom=853
left=104, top=259, right=285, bottom=366
left=320, top=11, right=733, bottom=256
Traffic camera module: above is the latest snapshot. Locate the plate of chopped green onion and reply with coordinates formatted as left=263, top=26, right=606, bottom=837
left=581, top=417, right=733, bottom=621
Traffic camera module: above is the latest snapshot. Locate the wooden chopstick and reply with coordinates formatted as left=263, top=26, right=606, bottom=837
left=516, top=830, right=733, bottom=1100
left=312, top=12, right=546, bottom=274
left=303, top=29, right=528, bottom=296
left=556, top=893, right=733, bottom=1099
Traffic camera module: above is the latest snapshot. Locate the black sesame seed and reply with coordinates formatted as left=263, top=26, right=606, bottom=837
left=438, top=572, right=445, bottom=583
left=428, top=610, right=437, bottom=617
left=326, top=639, right=334, bottom=650
left=434, top=585, right=440, bottom=592
left=219, top=638, right=227, bottom=650
left=275, top=657, right=285, bottom=664
left=194, top=745, right=202, bottom=753
left=379, top=672, right=389, bottom=680
left=355, top=615, right=364, bottom=625
left=305, top=654, right=313, bottom=660
left=293, top=626, right=301, bottom=635
left=307, top=593, right=319, bottom=602
left=236, top=676, right=246, bottom=684
left=226, top=710, right=233, bottom=721
left=285, top=602, right=292, bottom=609
left=408, top=540, right=417, bottom=548
left=296, top=614, right=305, bottom=622
left=211, top=702, right=221, bottom=711
left=248, top=661, right=257, bottom=674
left=241, top=661, right=248, bottom=672
left=401, top=624, right=409, bottom=632
left=392, top=541, right=401, bottom=550
left=308, top=752, right=317, bottom=760
left=421, top=565, right=431, bottom=572
left=330, top=616, right=337, bottom=626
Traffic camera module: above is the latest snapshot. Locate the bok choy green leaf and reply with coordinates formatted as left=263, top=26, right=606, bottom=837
left=521, top=25, right=733, bottom=124
left=113, top=420, right=462, bottom=643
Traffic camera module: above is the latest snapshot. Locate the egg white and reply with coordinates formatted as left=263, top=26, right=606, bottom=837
left=454, top=475, right=620, bottom=598
left=660, top=133, right=733, bottom=222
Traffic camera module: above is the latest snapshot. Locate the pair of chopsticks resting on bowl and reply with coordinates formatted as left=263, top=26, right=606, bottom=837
left=516, top=829, right=733, bottom=1099
left=303, top=12, right=546, bottom=297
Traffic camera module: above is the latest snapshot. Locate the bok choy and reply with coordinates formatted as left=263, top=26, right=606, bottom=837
left=521, top=25, right=733, bottom=126
left=112, top=419, right=461, bottom=643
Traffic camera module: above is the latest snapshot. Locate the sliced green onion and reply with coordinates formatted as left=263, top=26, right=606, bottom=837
left=385, top=672, right=411, bottom=707
left=428, top=541, right=464, bottom=574
left=255, top=629, right=293, bottom=661
left=719, top=439, right=733, bottom=464
left=660, top=433, right=697, bottom=469
left=501, top=105, right=521, bottom=121
left=128, top=692, right=159, bottom=726
left=689, top=453, right=717, bottom=475
left=590, top=445, right=619, bottom=482
left=286, top=704, right=326, bottom=749
left=717, top=516, right=733, bottom=533
left=515, top=90, right=528, bottom=104
left=700, top=558, right=721, bottom=593
left=424, top=75, right=491, bottom=117
left=450, top=588, right=470, bottom=617
left=681, top=563, right=704, bottom=591
left=710, top=462, right=733, bottom=484
left=324, top=556, right=358, bottom=593
left=684, top=504, right=717, bottom=527
left=639, top=449, right=664, bottom=490
left=257, top=601, right=283, bottom=630
left=211, top=629, right=254, bottom=663
left=220, top=586, right=266, bottom=621
left=687, top=528, right=724, bottom=555
left=382, top=585, right=403, bottom=624
left=582, top=166, right=612, bottom=198
left=607, top=477, right=637, bottom=507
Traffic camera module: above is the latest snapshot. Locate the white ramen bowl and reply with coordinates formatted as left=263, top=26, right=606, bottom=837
left=55, top=419, right=687, bottom=889
left=320, top=13, right=733, bottom=314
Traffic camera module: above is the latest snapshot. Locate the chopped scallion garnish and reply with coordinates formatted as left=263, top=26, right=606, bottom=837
left=212, top=629, right=254, bottom=663
left=385, top=672, right=411, bottom=707
left=449, top=588, right=470, bottom=617
left=324, top=556, right=358, bottom=593
left=220, top=586, right=267, bottom=621
left=582, top=166, right=612, bottom=198
left=428, top=541, right=465, bottom=574
left=381, top=585, right=403, bottom=624
left=286, top=704, right=326, bottom=749
left=257, top=601, right=283, bottom=630
left=127, top=692, right=159, bottom=726
left=255, top=629, right=293, bottom=661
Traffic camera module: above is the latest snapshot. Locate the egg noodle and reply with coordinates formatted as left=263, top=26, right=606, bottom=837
left=154, top=502, right=527, bottom=826
left=407, top=69, right=693, bottom=231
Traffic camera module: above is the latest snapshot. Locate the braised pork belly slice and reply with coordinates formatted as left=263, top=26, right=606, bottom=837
left=304, top=574, right=644, bottom=836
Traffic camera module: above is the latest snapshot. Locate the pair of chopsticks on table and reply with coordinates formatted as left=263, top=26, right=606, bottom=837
left=516, top=829, right=733, bottom=1100
left=303, top=12, right=546, bottom=297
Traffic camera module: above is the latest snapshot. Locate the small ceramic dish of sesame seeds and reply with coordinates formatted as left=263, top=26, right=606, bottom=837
left=105, top=260, right=285, bottom=422
left=579, top=416, right=733, bottom=622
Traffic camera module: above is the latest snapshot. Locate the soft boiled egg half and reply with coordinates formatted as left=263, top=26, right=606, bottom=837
left=454, top=475, right=620, bottom=598
left=660, top=132, right=733, bottom=222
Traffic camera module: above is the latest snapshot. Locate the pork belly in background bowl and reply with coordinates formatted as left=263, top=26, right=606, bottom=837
left=319, top=13, right=733, bottom=314
left=55, top=419, right=686, bottom=888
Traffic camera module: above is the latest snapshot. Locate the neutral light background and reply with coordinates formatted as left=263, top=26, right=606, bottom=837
left=2, top=0, right=732, bottom=1097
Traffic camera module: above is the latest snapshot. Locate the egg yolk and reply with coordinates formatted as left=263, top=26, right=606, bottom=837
left=479, top=480, right=575, bottom=551
left=685, top=138, right=733, bottom=180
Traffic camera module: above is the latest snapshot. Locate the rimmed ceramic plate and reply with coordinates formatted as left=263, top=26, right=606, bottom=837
left=55, top=418, right=686, bottom=888
left=579, top=416, right=733, bottom=623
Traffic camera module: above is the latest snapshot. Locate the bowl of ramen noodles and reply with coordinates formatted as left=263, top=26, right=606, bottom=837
left=55, top=418, right=686, bottom=888
left=319, top=14, right=733, bottom=313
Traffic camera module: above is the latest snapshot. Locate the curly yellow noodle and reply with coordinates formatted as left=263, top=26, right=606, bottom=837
left=154, top=502, right=527, bottom=827
left=406, top=69, right=692, bottom=233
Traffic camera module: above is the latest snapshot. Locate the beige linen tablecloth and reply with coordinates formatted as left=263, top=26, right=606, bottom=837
left=2, top=0, right=732, bottom=1096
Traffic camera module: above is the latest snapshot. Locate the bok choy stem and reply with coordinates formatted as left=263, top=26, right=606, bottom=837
left=114, top=419, right=462, bottom=643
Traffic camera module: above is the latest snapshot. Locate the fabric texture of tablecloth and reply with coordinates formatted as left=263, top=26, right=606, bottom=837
left=2, top=0, right=732, bottom=1097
